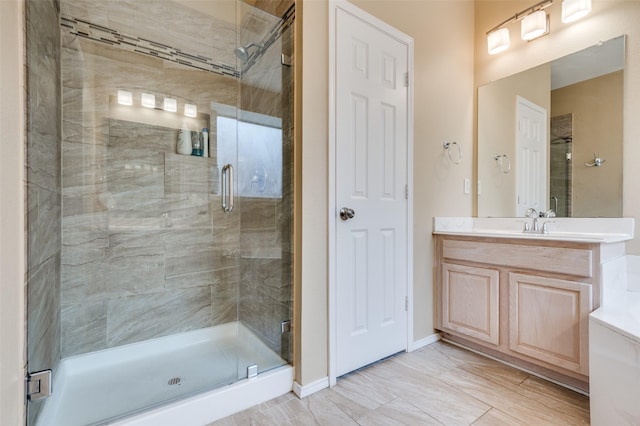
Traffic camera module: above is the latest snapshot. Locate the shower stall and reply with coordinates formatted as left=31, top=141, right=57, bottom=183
left=25, top=0, right=295, bottom=424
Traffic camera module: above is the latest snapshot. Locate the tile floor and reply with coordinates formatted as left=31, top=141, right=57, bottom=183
left=212, top=340, right=590, bottom=425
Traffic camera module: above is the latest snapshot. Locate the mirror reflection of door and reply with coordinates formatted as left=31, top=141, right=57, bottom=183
left=515, top=96, right=547, bottom=217
left=550, top=114, right=573, bottom=217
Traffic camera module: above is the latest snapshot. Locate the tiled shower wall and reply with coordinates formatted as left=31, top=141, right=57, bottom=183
left=58, top=0, right=294, bottom=360
left=26, top=0, right=62, bottom=421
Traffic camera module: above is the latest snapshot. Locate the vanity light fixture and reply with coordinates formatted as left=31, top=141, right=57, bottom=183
left=487, top=0, right=590, bottom=55
left=141, top=93, right=155, bottom=108
left=521, top=10, right=549, bottom=41
left=117, top=90, right=133, bottom=106
left=184, top=103, right=197, bottom=118
left=487, top=28, right=510, bottom=55
left=163, top=97, right=177, bottom=112
left=562, top=0, right=592, bottom=23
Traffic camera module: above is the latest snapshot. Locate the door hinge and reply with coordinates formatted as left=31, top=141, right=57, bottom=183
left=404, top=72, right=409, bottom=88
left=405, top=296, right=409, bottom=311
left=281, top=53, right=292, bottom=67
left=26, top=370, right=52, bottom=402
left=281, top=320, right=291, bottom=333
left=404, top=184, right=408, bottom=200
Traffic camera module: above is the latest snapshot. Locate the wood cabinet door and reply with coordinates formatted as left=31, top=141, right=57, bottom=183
left=442, top=263, right=500, bottom=345
left=509, top=273, right=592, bottom=375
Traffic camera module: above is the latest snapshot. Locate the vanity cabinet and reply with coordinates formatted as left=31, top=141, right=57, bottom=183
left=508, top=272, right=592, bottom=375
left=441, top=263, right=499, bottom=345
left=434, top=234, right=619, bottom=390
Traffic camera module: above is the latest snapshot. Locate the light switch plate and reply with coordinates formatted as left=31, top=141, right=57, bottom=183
left=464, top=178, right=471, bottom=194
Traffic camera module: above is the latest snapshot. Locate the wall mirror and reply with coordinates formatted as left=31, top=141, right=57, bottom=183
left=477, top=35, right=625, bottom=218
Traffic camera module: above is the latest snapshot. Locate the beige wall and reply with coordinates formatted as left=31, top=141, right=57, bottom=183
left=297, top=0, right=475, bottom=386
left=551, top=71, right=623, bottom=218
left=298, top=0, right=329, bottom=385
left=477, top=63, right=550, bottom=217
left=475, top=0, right=640, bottom=253
left=0, top=0, right=26, bottom=424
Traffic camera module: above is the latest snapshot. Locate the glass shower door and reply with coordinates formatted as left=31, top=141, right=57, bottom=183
left=234, top=0, right=294, bottom=376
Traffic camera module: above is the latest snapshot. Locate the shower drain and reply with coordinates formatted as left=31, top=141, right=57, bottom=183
left=167, top=377, right=181, bottom=386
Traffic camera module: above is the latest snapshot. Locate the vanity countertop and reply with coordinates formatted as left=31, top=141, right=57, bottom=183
left=433, top=217, right=635, bottom=244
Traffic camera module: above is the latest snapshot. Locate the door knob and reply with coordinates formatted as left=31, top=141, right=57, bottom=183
left=339, top=207, right=355, bottom=221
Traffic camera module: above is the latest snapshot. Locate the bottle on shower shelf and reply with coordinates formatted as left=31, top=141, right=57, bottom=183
left=202, top=128, right=209, bottom=157
left=191, top=130, right=203, bottom=156
left=176, top=125, right=192, bottom=155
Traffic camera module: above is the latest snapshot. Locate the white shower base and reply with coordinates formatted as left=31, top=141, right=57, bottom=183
left=37, top=322, right=293, bottom=426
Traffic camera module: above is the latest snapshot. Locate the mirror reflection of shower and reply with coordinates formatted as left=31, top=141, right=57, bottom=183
left=235, top=42, right=264, bottom=62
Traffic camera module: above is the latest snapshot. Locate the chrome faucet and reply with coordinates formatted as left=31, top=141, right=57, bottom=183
left=523, top=216, right=551, bottom=234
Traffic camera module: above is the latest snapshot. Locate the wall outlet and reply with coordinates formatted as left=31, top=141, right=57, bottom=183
left=464, top=178, right=470, bottom=194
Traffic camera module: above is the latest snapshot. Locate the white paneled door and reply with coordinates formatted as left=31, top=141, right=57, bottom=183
left=516, top=95, right=548, bottom=217
left=335, top=6, right=409, bottom=377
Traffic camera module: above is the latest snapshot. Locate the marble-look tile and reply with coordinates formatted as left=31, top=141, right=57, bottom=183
left=357, top=397, right=442, bottom=425
left=389, top=342, right=460, bottom=377
left=472, top=408, right=527, bottom=426
left=61, top=302, right=107, bottom=357
left=27, top=255, right=61, bottom=373
left=62, top=140, right=109, bottom=194
left=28, top=186, right=62, bottom=268
left=26, top=1, right=61, bottom=195
left=240, top=230, right=281, bottom=258
left=165, top=153, right=218, bottom=195
left=62, top=212, right=108, bottom=248
left=62, top=192, right=110, bottom=217
left=106, top=148, right=165, bottom=200
left=109, top=229, right=210, bottom=251
left=62, top=244, right=106, bottom=267
left=106, top=246, right=165, bottom=297
left=438, top=365, right=589, bottom=425
left=108, top=119, right=174, bottom=153
left=215, top=341, right=591, bottom=425
left=240, top=198, right=277, bottom=231
left=60, top=249, right=109, bottom=304
left=329, top=370, right=396, bottom=413
left=212, top=198, right=241, bottom=253
left=226, top=389, right=358, bottom=426
left=102, top=0, right=236, bottom=66
left=241, top=257, right=288, bottom=302
left=284, top=390, right=360, bottom=425
left=239, top=256, right=290, bottom=354
left=360, top=357, right=491, bottom=425
left=517, top=376, right=590, bottom=414
left=165, top=245, right=234, bottom=279
left=244, top=0, right=294, bottom=19
left=106, top=287, right=212, bottom=347
left=211, top=282, right=238, bottom=326
left=166, top=265, right=237, bottom=290
left=239, top=295, right=288, bottom=351
left=161, top=194, right=213, bottom=229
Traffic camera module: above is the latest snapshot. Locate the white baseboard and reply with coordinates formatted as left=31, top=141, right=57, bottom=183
left=409, top=332, right=441, bottom=352
left=293, top=377, right=330, bottom=398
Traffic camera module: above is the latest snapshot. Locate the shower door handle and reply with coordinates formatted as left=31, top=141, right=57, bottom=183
left=221, top=164, right=234, bottom=213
